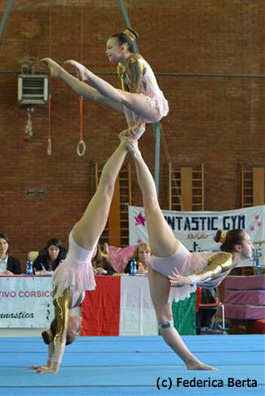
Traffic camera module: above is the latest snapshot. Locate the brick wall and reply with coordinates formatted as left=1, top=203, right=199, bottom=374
left=0, top=1, right=264, bottom=268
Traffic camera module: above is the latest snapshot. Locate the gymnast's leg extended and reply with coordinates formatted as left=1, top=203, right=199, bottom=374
left=72, top=135, right=128, bottom=251
left=66, top=60, right=162, bottom=123
left=126, top=139, right=216, bottom=371
left=42, top=57, right=124, bottom=114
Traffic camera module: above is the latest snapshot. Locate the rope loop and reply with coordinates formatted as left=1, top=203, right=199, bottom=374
left=77, top=96, right=86, bottom=156
left=47, top=138, right=52, bottom=156
left=77, top=140, right=86, bottom=157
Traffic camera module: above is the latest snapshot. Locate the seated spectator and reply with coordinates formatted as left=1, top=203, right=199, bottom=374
left=33, top=238, right=67, bottom=273
left=0, top=233, right=21, bottom=275
left=124, top=242, right=151, bottom=275
left=92, top=243, right=117, bottom=275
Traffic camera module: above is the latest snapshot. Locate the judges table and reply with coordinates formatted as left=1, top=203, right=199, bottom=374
left=0, top=276, right=196, bottom=335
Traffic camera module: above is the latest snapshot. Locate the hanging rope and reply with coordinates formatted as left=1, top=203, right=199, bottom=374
left=77, top=0, right=86, bottom=157
left=80, top=0, right=84, bottom=64
left=47, top=93, right=52, bottom=155
left=47, top=2, right=52, bottom=156
left=77, top=96, right=86, bottom=156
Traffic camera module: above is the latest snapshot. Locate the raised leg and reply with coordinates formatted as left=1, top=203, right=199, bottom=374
left=126, top=140, right=179, bottom=257
left=127, top=139, right=217, bottom=370
left=72, top=136, right=127, bottom=250
left=42, top=58, right=123, bottom=114
left=66, top=60, right=161, bottom=123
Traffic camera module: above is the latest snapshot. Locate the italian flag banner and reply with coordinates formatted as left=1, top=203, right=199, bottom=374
left=81, top=276, right=157, bottom=336
left=81, top=276, right=196, bottom=336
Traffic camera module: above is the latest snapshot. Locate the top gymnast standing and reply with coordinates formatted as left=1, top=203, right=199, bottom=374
left=42, top=28, right=169, bottom=138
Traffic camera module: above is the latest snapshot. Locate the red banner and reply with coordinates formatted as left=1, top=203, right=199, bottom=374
left=81, top=276, right=121, bottom=336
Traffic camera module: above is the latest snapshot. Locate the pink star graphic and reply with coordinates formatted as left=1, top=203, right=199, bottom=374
left=250, top=226, right=255, bottom=232
left=255, top=215, right=259, bottom=221
left=257, top=222, right=262, bottom=227
left=134, top=213, right=146, bottom=226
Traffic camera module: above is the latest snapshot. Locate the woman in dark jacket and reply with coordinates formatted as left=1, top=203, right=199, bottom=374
left=33, top=238, right=67, bottom=273
left=0, top=233, right=21, bottom=275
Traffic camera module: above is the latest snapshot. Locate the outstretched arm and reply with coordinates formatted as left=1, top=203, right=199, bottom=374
left=31, top=289, right=71, bottom=374
left=169, top=252, right=233, bottom=287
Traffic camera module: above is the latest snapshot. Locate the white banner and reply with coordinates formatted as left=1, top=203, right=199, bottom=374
left=129, top=205, right=265, bottom=267
left=119, top=276, right=157, bottom=336
left=0, top=277, right=53, bottom=328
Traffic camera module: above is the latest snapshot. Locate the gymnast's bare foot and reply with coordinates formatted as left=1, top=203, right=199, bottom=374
left=65, top=60, right=90, bottom=81
left=41, top=57, right=62, bottom=78
left=187, top=362, right=218, bottom=371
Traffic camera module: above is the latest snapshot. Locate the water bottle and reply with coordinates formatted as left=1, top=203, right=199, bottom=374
left=26, top=259, right=33, bottom=276
left=130, top=259, right=138, bottom=276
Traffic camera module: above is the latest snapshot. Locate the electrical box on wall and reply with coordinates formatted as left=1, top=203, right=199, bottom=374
left=18, top=74, right=49, bottom=105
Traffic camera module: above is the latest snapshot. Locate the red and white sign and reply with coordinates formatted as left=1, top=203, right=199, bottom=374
left=0, top=277, right=53, bottom=328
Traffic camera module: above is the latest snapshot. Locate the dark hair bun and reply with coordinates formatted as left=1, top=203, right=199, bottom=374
left=214, top=230, right=222, bottom=243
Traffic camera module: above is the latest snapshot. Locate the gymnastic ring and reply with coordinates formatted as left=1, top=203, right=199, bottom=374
left=47, top=138, right=52, bottom=156
left=77, top=140, right=86, bottom=157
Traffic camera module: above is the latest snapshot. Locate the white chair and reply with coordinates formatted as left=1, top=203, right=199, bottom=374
left=27, top=251, right=39, bottom=262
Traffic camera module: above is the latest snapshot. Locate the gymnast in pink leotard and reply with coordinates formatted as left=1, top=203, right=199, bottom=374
left=42, top=28, right=168, bottom=140
left=125, top=136, right=253, bottom=371
left=29, top=132, right=132, bottom=374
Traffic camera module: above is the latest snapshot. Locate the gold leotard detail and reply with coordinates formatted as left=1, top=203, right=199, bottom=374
left=117, top=63, right=127, bottom=91
left=196, top=252, right=233, bottom=280
left=52, top=288, right=71, bottom=364
left=117, top=54, right=146, bottom=93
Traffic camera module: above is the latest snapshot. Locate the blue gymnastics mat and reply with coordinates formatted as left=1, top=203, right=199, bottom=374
left=0, top=335, right=264, bottom=396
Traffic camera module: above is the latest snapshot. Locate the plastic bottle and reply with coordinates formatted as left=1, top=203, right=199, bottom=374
left=130, top=259, right=138, bottom=276
left=26, top=259, right=34, bottom=276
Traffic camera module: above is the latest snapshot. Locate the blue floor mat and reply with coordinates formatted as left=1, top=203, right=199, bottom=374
left=0, top=335, right=264, bottom=396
